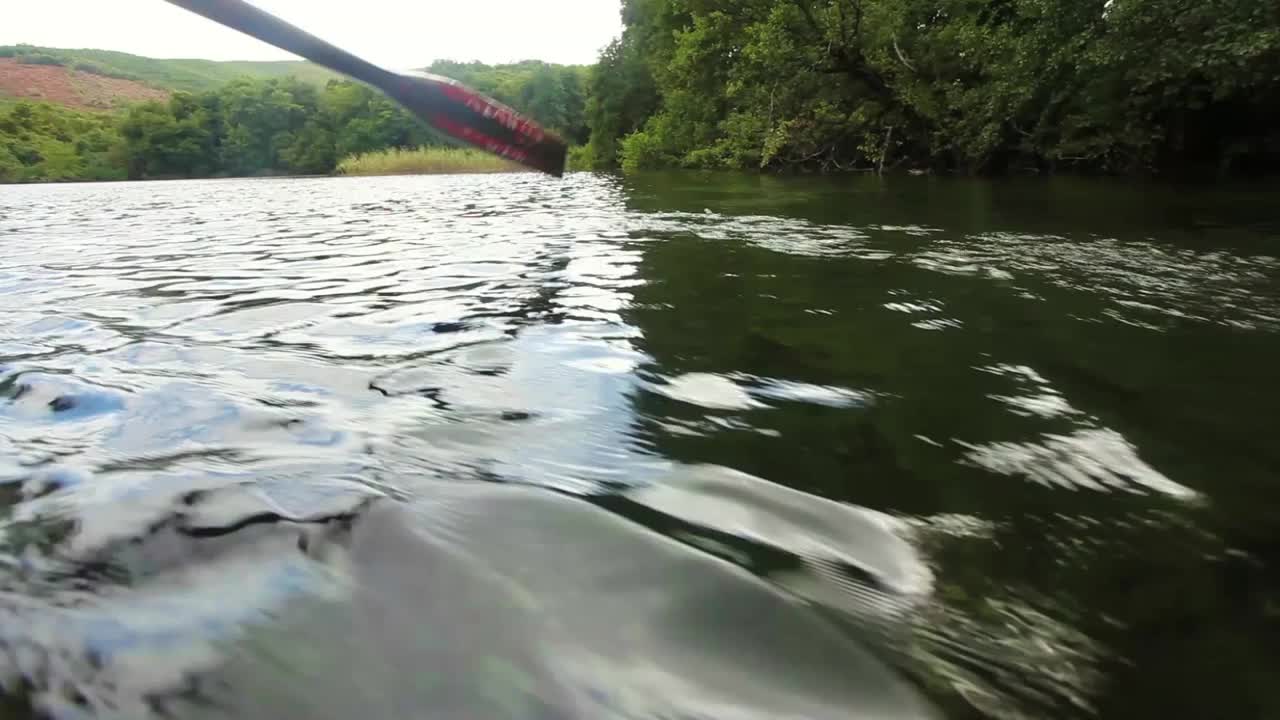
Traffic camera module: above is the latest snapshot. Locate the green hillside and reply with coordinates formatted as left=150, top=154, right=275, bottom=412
left=0, top=45, right=339, bottom=93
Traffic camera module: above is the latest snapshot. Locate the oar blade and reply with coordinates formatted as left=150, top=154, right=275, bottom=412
left=393, top=73, right=568, bottom=177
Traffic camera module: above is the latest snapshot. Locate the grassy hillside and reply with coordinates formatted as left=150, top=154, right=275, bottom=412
left=0, top=58, right=170, bottom=110
left=0, top=45, right=339, bottom=93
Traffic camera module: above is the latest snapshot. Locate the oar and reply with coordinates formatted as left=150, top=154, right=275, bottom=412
left=164, top=0, right=567, bottom=177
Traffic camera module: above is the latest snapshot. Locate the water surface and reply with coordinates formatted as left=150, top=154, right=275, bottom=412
left=1, top=173, right=1278, bottom=719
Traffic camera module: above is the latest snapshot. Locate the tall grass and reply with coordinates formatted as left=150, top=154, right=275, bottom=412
left=336, top=147, right=522, bottom=176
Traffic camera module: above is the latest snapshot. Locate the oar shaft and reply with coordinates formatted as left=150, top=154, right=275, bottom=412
left=164, top=0, right=398, bottom=89
left=165, top=0, right=568, bottom=176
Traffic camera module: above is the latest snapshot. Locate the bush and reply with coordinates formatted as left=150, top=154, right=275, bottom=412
left=336, top=146, right=521, bottom=175
left=0, top=146, right=21, bottom=182
left=619, top=130, right=666, bottom=171
left=16, top=53, right=65, bottom=67
left=69, top=61, right=142, bottom=82
left=566, top=144, right=596, bottom=171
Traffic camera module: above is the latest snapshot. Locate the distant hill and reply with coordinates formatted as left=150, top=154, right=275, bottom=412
left=0, top=45, right=339, bottom=96
left=0, top=58, right=170, bottom=110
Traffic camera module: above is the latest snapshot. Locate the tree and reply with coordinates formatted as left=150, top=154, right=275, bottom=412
left=586, top=0, right=1280, bottom=175
left=585, top=37, right=659, bottom=168
left=119, top=101, right=211, bottom=178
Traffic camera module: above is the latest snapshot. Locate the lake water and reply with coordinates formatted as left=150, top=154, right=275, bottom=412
left=0, top=173, right=1277, bottom=720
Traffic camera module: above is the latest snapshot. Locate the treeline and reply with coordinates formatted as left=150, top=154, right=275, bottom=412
left=1, top=61, right=588, bottom=182
left=579, top=0, right=1280, bottom=176
left=116, top=77, right=432, bottom=178
left=6, top=0, right=1277, bottom=183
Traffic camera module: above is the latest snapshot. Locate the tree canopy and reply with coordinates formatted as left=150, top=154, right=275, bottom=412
left=581, top=0, right=1280, bottom=176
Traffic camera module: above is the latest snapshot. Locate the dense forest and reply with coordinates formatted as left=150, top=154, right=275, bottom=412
left=583, top=0, right=1280, bottom=176
left=3, top=0, right=1278, bottom=182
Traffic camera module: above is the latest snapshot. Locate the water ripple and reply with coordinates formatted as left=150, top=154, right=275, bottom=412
left=0, top=175, right=1275, bottom=720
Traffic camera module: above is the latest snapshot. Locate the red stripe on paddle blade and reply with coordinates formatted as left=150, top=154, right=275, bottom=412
left=393, top=74, right=567, bottom=177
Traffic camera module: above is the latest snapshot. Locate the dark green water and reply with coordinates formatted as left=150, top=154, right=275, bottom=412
left=0, top=173, right=1277, bottom=719
left=622, top=173, right=1280, bottom=720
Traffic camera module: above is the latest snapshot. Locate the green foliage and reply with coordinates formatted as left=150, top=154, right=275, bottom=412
left=70, top=61, right=113, bottom=77
left=112, top=77, right=439, bottom=179
left=15, top=53, right=64, bottom=67
left=0, top=101, right=126, bottom=182
left=0, top=145, right=19, bottom=182
left=619, top=129, right=664, bottom=172
left=13, top=4, right=1270, bottom=181
left=585, top=36, right=659, bottom=168
left=565, top=144, right=595, bottom=171
left=119, top=98, right=213, bottom=178
left=587, top=0, right=1280, bottom=175
left=336, top=147, right=519, bottom=175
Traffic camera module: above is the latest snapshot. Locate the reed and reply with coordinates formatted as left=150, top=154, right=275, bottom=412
left=336, top=146, right=521, bottom=176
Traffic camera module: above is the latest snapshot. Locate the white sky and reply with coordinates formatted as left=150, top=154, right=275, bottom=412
left=0, top=0, right=623, bottom=68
